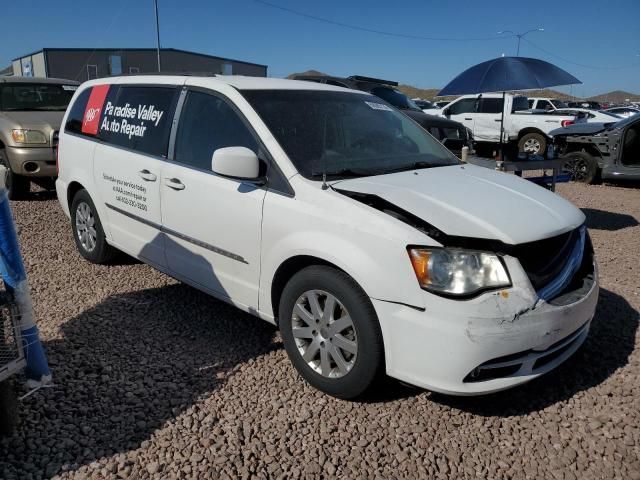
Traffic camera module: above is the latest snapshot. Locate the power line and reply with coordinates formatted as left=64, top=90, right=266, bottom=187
left=522, top=38, right=639, bottom=70
left=254, top=0, right=507, bottom=42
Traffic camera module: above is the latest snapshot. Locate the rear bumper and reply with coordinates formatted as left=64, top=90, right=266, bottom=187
left=4, top=146, right=56, bottom=177
left=374, top=262, right=599, bottom=395
left=55, top=178, right=70, bottom=218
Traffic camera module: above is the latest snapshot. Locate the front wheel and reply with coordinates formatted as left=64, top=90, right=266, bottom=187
left=518, top=132, right=547, bottom=156
left=70, top=189, right=117, bottom=263
left=562, top=151, right=599, bottom=184
left=279, top=266, right=384, bottom=399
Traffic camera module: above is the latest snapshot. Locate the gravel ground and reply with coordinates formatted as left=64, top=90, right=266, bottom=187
left=0, top=181, right=638, bottom=479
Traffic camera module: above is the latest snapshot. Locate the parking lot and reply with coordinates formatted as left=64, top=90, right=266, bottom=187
left=0, top=181, right=638, bottom=479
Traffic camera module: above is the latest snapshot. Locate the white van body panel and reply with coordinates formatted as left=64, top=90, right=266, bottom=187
left=258, top=175, right=436, bottom=319
left=160, top=160, right=266, bottom=308
left=94, top=145, right=166, bottom=267
left=56, top=75, right=598, bottom=396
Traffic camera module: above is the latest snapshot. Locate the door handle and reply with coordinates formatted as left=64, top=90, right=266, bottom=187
left=494, top=119, right=503, bottom=122
left=464, top=117, right=473, bottom=120
left=164, top=177, right=185, bottom=190
left=138, top=169, right=157, bottom=182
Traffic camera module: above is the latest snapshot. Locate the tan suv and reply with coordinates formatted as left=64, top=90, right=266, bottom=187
left=0, top=77, right=79, bottom=199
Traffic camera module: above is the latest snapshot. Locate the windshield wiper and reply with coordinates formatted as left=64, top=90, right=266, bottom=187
left=386, top=161, right=451, bottom=173
left=310, top=167, right=380, bottom=179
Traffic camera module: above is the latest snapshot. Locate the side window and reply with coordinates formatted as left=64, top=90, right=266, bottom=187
left=537, top=100, right=552, bottom=110
left=64, top=88, right=92, bottom=135
left=477, top=98, right=503, bottom=114
left=448, top=98, right=476, bottom=115
left=428, top=127, right=441, bottom=139
left=174, top=91, right=258, bottom=171
left=528, top=99, right=534, bottom=108
left=100, top=86, right=178, bottom=157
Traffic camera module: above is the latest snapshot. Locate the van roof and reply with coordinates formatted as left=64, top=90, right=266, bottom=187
left=0, top=76, right=80, bottom=85
left=81, top=74, right=367, bottom=93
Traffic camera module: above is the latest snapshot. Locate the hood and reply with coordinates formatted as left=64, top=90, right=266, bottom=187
left=549, top=122, right=610, bottom=137
left=334, top=164, right=585, bottom=245
left=0, top=110, right=65, bottom=130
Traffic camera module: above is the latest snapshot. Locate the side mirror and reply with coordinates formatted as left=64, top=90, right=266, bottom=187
left=443, top=107, right=451, bottom=116
left=212, top=146, right=261, bottom=181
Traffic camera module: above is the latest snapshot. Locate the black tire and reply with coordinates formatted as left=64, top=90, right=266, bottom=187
left=518, top=132, right=547, bottom=156
left=70, top=189, right=116, bottom=263
left=562, top=151, right=599, bottom=184
left=0, top=379, right=18, bottom=435
left=279, top=266, right=384, bottom=399
left=0, top=149, right=29, bottom=200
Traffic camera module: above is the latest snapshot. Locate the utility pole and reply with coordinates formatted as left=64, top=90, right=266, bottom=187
left=154, top=0, right=161, bottom=72
left=497, top=28, right=544, bottom=56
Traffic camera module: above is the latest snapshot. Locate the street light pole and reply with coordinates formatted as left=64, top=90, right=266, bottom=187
left=497, top=28, right=544, bottom=56
left=154, top=0, right=162, bottom=72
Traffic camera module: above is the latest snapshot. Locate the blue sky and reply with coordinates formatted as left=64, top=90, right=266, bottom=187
left=3, top=0, right=639, bottom=97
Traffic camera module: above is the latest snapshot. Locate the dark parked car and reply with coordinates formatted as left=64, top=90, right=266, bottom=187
left=413, top=99, right=436, bottom=110
left=566, top=101, right=603, bottom=110
left=550, top=114, right=640, bottom=183
left=290, top=74, right=473, bottom=157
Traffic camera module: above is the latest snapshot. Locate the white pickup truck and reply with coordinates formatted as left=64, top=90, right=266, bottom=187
left=528, top=97, right=568, bottom=111
left=435, top=93, right=576, bottom=155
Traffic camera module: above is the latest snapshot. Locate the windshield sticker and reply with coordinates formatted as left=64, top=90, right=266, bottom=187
left=365, top=101, right=393, bottom=111
left=62, top=85, right=78, bottom=91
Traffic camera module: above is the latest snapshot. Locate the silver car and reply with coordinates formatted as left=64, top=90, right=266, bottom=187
left=0, top=77, right=79, bottom=199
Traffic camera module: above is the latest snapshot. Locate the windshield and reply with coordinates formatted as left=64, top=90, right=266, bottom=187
left=242, top=90, right=459, bottom=180
left=0, top=83, right=76, bottom=111
left=369, top=87, right=420, bottom=111
left=550, top=99, right=568, bottom=109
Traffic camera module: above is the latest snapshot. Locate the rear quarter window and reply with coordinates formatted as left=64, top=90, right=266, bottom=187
left=64, top=87, right=92, bottom=135
left=65, top=84, right=179, bottom=158
left=99, top=86, right=179, bottom=157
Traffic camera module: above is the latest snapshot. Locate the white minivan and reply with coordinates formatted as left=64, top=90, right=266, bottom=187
left=56, top=75, right=598, bottom=399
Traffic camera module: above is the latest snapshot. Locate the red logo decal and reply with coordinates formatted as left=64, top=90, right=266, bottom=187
left=81, top=85, right=110, bottom=135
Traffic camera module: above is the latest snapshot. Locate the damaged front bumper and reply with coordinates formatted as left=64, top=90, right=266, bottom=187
left=373, top=255, right=599, bottom=395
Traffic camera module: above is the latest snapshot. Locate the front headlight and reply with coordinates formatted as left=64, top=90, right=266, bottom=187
left=408, top=247, right=510, bottom=297
left=11, top=129, right=47, bottom=144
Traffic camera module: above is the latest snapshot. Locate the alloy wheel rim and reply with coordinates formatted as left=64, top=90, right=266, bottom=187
left=291, top=289, right=357, bottom=378
left=75, top=202, right=97, bottom=252
left=523, top=138, right=541, bottom=154
left=562, top=157, right=588, bottom=181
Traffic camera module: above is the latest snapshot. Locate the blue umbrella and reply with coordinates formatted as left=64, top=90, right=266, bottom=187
left=438, top=56, right=581, bottom=159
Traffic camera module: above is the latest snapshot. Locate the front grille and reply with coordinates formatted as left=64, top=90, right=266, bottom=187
left=512, top=227, right=584, bottom=291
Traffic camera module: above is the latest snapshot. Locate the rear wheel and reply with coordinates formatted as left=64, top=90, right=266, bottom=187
left=279, top=266, right=384, bottom=399
left=562, top=151, right=599, bottom=184
left=518, top=132, right=547, bottom=156
left=0, top=150, right=29, bottom=200
left=70, top=189, right=116, bottom=263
